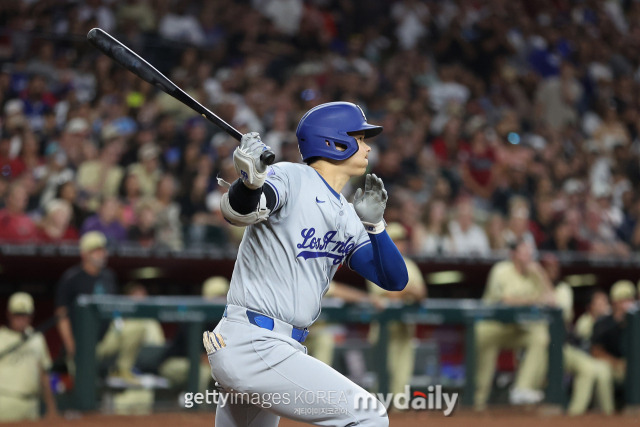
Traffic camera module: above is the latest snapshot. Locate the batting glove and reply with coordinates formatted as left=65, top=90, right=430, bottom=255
left=233, top=132, right=270, bottom=189
left=353, top=174, right=388, bottom=234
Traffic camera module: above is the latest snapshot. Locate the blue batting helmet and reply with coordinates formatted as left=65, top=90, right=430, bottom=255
left=296, top=102, right=383, bottom=162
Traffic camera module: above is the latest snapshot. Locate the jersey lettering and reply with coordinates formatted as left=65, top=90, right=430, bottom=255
left=296, top=228, right=356, bottom=265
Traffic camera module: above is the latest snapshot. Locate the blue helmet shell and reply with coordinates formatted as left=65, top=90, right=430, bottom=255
left=296, top=102, right=383, bottom=162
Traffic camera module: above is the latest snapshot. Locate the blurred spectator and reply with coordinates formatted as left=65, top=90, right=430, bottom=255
left=535, top=62, right=582, bottom=131
left=502, top=196, right=537, bottom=250
left=253, top=0, right=303, bottom=36
left=37, top=147, right=74, bottom=211
left=448, top=197, right=490, bottom=256
left=128, top=143, right=162, bottom=197
left=575, top=290, right=611, bottom=346
left=19, top=75, right=56, bottom=133
left=55, top=180, right=89, bottom=231
left=80, top=196, right=127, bottom=245
left=529, top=196, right=557, bottom=247
left=127, top=197, right=158, bottom=248
left=581, top=201, right=630, bottom=257
left=0, top=0, right=639, bottom=262
left=412, top=198, right=453, bottom=256
left=541, top=209, right=590, bottom=252
left=55, top=233, right=162, bottom=385
left=459, top=117, right=497, bottom=200
left=117, top=0, right=156, bottom=32
left=118, top=171, right=142, bottom=228
left=76, top=140, right=124, bottom=211
left=57, top=118, right=91, bottom=170
left=591, top=280, right=637, bottom=388
left=36, top=199, right=79, bottom=244
left=475, top=238, right=554, bottom=410
left=485, top=212, right=508, bottom=254
left=180, top=173, right=220, bottom=246
left=11, top=130, right=43, bottom=180
left=78, top=0, right=116, bottom=33
left=0, top=293, right=58, bottom=421
left=158, top=3, right=205, bottom=46
left=155, top=174, right=183, bottom=250
left=592, top=101, right=630, bottom=153
left=0, top=134, right=22, bottom=181
left=55, top=232, right=116, bottom=374
left=0, top=180, right=37, bottom=242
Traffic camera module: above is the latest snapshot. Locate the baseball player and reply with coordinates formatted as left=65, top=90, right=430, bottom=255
left=204, top=102, right=408, bottom=426
left=0, top=293, right=58, bottom=421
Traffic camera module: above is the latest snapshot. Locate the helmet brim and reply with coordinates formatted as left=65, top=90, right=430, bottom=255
left=350, top=124, right=383, bottom=139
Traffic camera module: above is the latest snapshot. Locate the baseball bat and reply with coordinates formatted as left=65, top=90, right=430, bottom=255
left=86, top=28, right=275, bottom=166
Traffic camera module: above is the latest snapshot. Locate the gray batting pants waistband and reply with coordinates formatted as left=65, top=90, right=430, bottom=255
left=223, top=304, right=309, bottom=342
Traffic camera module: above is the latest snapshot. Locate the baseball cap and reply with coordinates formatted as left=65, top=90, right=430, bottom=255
left=65, top=118, right=89, bottom=134
left=80, top=231, right=107, bottom=253
left=138, top=143, right=160, bottom=161
left=386, top=222, right=407, bottom=241
left=4, top=99, right=24, bottom=115
left=610, top=280, right=636, bottom=303
left=8, top=292, right=34, bottom=315
left=202, top=276, right=230, bottom=299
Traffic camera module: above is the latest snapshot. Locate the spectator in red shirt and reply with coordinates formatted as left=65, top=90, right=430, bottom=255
left=431, top=117, right=466, bottom=167
left=36, top=199, right=79, bottom=244
left=459, top=117, right=497, bottom=199
left=10, top=130, right=44, bottom=179
left=0, top=181, right=38, bottom=242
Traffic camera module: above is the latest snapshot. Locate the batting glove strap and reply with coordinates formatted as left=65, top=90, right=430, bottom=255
left=234, top=132, right=270, bottom=190
left=362, top=220, right=386, bottom=234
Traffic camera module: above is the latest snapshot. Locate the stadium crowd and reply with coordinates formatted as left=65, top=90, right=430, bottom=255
left=0, top=0, right=640, bottom=257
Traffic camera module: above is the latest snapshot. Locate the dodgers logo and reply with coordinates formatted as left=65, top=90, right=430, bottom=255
left=296, top=228, right=355, bottom=265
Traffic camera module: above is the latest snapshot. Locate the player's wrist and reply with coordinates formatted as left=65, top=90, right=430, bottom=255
left=362, top=220, right=385, bottom=234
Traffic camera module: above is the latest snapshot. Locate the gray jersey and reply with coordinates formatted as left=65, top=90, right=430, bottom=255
left=227, top=162, right=370, bottom=327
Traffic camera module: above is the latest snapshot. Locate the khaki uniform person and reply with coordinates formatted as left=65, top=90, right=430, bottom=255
left=574, top=290, right=610, bottom=345
left=591, top=280, right=637, bottom=385
left=545, top=255, right=613, bottom=416
left=0, top=293, right=58, bottom=422
left=368, top=223, right=427, bottom=396
left=475, top=239, right=554, bottom=410
left=158, top=277, right=229, bottom=393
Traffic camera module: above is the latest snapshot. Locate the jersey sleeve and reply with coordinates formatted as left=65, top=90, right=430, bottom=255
left=482, top=263, right=504, bottom=303
left=345, top=225, right=371, bottom=268
left=36, top=334, right=53, bottom=371
left=263, top=163, right=301, bottom=219
left=347, top=228, right=408, bottom=291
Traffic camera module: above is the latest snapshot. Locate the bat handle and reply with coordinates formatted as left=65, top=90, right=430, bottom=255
left=260, top=150, right=276, bottom=166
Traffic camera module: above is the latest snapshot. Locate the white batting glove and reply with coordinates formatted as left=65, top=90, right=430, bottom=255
left=353, top=174, right=388, bottom=234
left=233, top=132, right=270, bottom=189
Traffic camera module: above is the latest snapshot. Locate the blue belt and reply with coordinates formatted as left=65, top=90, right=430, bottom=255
left=223, top=306, right=309, bottom=343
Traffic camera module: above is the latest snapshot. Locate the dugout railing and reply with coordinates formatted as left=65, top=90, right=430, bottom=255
left=72, top=295, right=640, bottom=411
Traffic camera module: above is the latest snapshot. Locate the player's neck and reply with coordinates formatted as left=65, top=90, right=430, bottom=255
left=310, top=161, right=349, bottom=194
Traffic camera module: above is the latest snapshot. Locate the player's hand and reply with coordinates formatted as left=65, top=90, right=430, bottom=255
left=233, top=132, right=271, bottom=189
left=353, top=174, right=387, bottom=233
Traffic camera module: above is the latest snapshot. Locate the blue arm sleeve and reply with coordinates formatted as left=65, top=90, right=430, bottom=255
left=347, top=231, right=408, bottom=291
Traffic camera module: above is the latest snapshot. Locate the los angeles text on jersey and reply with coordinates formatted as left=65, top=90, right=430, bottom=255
left=296, top=228, right=356, bottom=265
